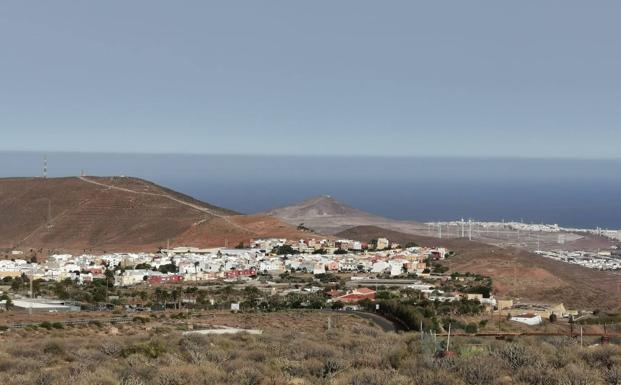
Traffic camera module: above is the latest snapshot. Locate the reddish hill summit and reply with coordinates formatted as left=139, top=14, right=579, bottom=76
left=0, top=176, right=307, bottom=253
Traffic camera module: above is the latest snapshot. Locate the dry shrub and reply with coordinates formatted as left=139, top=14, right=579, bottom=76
left=230, top=366, right=264, bottom=385
left=415, top=369, right=465, bottom=385
left=385, top=344, right=410, bottom=369
left=119, top=374, right=147, bottom=385
left=558, top=363, right=604, bottom=385
left=351, top=325, right=381, bottom=338
left=100, top=341, right=122, bottom=356
left=549, top=347, right=579, bottom=369
left=299, top=357, right=325, bottom=378
left=455, top=356, right=501, bottom=385
left=604, top=366, right=621, bottom=385
left=70, top=367, right=118, bottom=385
left=494, top=343, right=539, bottom=371
left=334, top=368, right=414, bottom=385
left=514, top=365, right=559, bottom=385
left=0, top=356, right=42, bottom=374
left=582, top=346, right=621, bottom=370
left=152, top=365, right=226, bottom=385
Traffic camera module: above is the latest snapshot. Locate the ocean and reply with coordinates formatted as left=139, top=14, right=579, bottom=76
left=1, top=152, right=620, bottom=229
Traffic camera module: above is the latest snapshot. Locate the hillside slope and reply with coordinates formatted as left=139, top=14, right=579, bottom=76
left=337, top=225, right=621, bottom=311
left=264, top=195, right=428, bottom=234
left=0, top=177, right=307, bottom=253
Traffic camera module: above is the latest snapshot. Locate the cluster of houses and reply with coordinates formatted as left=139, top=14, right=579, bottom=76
left=1, top=239, right=584, bottom=328
left=251, top=237, right=400, bottom=253
left=496, top=300, right=578, bottom=326
left=535, top=249, right=621, bottom=271
left=0, top=238, right=449, bottom=287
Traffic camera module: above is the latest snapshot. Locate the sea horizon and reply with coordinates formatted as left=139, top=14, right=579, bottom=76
left=2, top=151, right=620, bottom=230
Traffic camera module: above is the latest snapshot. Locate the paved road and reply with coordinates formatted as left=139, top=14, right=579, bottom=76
left=340, top=310, right=401, bottom=332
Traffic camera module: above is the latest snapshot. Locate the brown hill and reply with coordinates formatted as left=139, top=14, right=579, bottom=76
left=0, top=176, right=308, bottom=253
left=264, top=195, right=428, bottom=234
left=337, top=225, right=621, bottom=311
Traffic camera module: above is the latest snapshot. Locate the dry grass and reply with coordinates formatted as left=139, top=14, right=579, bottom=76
left=0, top=315, right=619, bottom=385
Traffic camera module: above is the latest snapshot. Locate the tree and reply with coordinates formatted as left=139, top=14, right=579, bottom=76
left=158, top=262, right=178, bottom=274
left=465, top=323, right=478, bottom=334
left=10, top=276, right=25, bottom=292
left=92, top=286, right=107, bottom=303
left=549, top=313, right=558, bottom=323
left=104, top=269, right=115, bottom=288
left=273, top=245, right=298, bottom=255
left=1, top=294, right=12, bottom=310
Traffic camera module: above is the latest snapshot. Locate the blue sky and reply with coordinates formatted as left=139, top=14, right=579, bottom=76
left=1, top=1, right=620, bottom=158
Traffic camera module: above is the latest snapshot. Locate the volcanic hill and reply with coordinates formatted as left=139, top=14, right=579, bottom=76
left=0, top=176, right=309, bottom=253
left=264, top=195, right=428, bottom=235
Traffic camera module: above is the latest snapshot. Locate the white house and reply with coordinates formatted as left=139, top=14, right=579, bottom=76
left=510, top=314, right=543, bottom=326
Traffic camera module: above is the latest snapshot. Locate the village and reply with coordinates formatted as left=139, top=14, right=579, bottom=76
left=535, top=249, right=621, bottom=271
left=0, top=236, right=594, bottom=332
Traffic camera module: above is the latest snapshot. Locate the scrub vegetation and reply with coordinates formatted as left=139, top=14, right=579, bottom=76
left=0, top=322, right=619, bottom=385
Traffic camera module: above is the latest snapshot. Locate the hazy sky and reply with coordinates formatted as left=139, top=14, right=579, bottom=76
left=1, top=1, right=619, bottom=158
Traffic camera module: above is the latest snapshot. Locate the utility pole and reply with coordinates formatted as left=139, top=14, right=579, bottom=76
left=29, top=264, right=34, bottom=317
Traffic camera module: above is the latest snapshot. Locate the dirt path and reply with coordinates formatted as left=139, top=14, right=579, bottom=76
left=77, top=176, right=253, bottom=235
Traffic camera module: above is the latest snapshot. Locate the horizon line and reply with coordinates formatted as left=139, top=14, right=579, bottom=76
left=1, top=149, right=620, bottom=162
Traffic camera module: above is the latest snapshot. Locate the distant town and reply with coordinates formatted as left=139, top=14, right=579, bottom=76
left=1, top=236, right=603, bottom=330
left=427, top=219, right=621, bottom=242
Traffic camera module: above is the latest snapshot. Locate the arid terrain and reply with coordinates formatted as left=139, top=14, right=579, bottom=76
left=266, top=196, right=616, bottom=251
left=264, top=195, right=429, bottom=235
left=0, top=176, right=309, bottom=254
left=337, top=226, right=621, bottom=311
left=0, top=310, right=619, bottom=385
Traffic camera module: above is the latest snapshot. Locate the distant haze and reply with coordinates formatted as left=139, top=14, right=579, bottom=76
left=1, top=2, right=621, bottom=158
left=2, top=152, right=620, bottom=229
